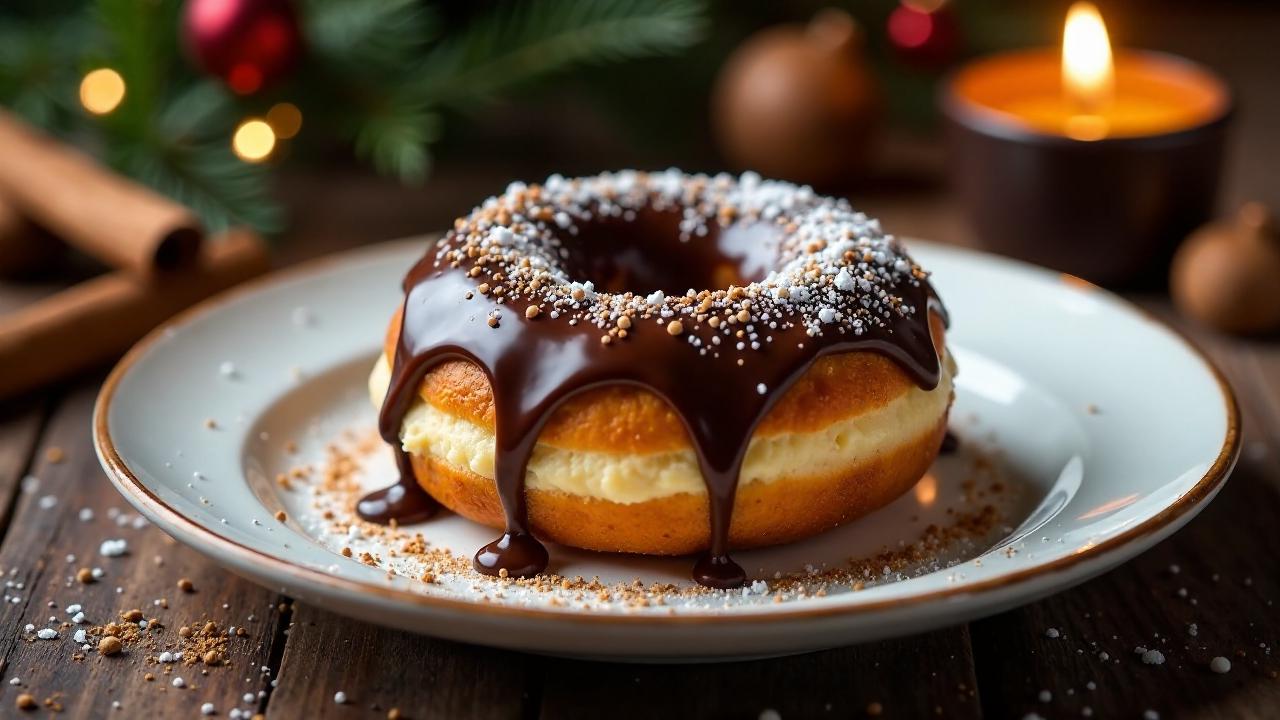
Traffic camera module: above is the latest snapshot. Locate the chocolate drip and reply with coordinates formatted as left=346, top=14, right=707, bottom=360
left=355, top=448, right=438, bottom=524
left=940, top=430, right=959, bottom=454
left=365, top=204, right=944, bottom=589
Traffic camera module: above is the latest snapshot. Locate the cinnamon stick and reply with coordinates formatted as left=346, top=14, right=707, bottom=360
left=0, top=192, right=59, bottom=278
left=0, top=230, right=268, bottom=400
left=0, top=111, right=202, bottom=276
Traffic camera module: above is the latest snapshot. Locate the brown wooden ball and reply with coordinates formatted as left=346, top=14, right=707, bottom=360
left=1171, top=202, right=1280, bottom=335
left=712, top=9, right=881, bottom=188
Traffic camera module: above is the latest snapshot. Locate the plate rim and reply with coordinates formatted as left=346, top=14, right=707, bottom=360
left=92, top=238, right=1241, bottom=627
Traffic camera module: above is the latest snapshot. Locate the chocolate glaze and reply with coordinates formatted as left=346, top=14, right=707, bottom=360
left=366, top=200, right=944, bottom=589
left=355, top=453, right=438, bottom=525
left=940, top=430, right=959, bottom=454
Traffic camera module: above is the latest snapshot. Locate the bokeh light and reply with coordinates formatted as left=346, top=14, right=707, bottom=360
left=887, top=5, right=935, bottom=49
left=228, top=63, right=264, bottom=95
left=79, top=68, right=126, bottom=115
left=266, top=102, right=303, bottom=139
left=913, top=473, right=938, bottom=506
left=232, top=119, right=276, bottom=162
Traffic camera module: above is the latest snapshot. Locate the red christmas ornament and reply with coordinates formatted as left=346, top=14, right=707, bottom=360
left=182, top=0, right=302, bottom=95
left=887, top=0, right=961, bottom=70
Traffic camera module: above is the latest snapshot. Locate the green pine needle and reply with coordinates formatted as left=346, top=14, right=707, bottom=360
left=157, top=80, right=238, bottom=142
left=417, top=0, right=706, bottom=108
left=354, top=92, right=441, bottom=185
left=0, top=14, right=87, bottom=130
left=304, top=0, right=437, bottom=73
left=112, top=138, right=284, bottom=236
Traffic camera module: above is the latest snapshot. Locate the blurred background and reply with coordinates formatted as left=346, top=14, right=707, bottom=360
left=0, top=0, right=1271, bottom=240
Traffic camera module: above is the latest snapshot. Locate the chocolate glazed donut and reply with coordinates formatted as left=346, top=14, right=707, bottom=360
left=362, top=170, right=945, bottom=589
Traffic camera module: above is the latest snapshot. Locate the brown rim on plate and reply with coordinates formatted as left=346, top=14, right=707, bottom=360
left=92, top=239, right=1241, bottom=627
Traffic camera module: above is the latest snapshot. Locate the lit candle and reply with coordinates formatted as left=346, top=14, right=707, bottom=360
left=1062, top=2, right=1113, bottom=113
left=941, top=3, right=1233, bottom=284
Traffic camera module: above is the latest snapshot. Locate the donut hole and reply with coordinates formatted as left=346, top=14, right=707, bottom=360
left=559, top=207, right=782, bottom=295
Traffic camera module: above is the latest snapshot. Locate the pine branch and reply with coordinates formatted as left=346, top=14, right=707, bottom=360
left=89, top=0, right=184, bottom=126
left=157, top=79, right=238, bottom=142
left=354, top=90, right=441, bottom=185
left=2, top=0, right=708, bottom=226
left=0, top=13, right=88, bottom=130
left=113, top=137, right=284, bottom=235
left=83, top=0, right=281, bottom=233
left=415, top=0, right=706, bottom=108
left=303, top=0, right=436, bottom=74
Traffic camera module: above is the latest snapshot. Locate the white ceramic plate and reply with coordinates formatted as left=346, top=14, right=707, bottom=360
left=94, top=239, right=1238, bottom=661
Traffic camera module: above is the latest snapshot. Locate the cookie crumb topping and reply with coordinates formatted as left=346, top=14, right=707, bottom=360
left=435, top=170, right=930, bottom=355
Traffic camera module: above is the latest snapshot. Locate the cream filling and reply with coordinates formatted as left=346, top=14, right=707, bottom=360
left=368, top=352, right=955, bottom=505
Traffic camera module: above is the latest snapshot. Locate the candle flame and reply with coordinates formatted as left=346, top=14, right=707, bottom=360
left=1062, top=2, right=1114, bottom=119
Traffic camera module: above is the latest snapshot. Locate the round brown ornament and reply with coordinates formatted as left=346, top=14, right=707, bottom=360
left=712, top=9, right=881, bottom=188
left=1171, top=202, right=1280, bottom=335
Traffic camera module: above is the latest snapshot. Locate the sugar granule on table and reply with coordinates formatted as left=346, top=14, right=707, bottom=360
left=99, top=539, right=128, bottom=557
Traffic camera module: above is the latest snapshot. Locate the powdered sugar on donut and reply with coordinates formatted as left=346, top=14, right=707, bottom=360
left=436, top=169, right=930, bottom=357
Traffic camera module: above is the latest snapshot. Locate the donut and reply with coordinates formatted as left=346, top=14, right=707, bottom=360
left=365, top=170, right=953, bottom=589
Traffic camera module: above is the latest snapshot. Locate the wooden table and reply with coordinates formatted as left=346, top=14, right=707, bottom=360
left=2, top=5, right=1279, bottom=717
left=5, top=296, right=1277, bottom=720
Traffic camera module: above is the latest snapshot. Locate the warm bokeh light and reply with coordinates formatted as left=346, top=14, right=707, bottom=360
left=266, top=102, right=303, bottom=139
left=887, top=5, right=936, bottom=49
left=228, top=63, right=264, bottom=95
left=1063, top=2, right=1115, bottom=114
left=232, top=119, right=276, bottom=163
left=914, top=473, right=938, bottom=507
left=79, top=68, right=126, bottom=115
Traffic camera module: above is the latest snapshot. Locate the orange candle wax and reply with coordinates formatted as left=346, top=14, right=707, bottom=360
left=952, top=49, right=1229, bottom=141
left=948, top=3, right=1228, bottom=141
left=939, top=3, right=1233, bottom=284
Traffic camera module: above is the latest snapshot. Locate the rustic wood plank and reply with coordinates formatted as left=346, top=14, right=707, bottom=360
left=971, top=451, right=1280, bottom=719
left=970, top=312, right=1280, bottom=719
left=971, top=458, right=1280, bottom=719
left=267, top=604, right=534, bottom=719
left=538, top=627, right=982, bottom=719
left=0, top=379, right=289, bottom=718
left=0, top=393, right=47, bottom=531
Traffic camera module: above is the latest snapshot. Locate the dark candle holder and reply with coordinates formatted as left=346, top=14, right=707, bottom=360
left=941, top=51, right=1233, bottom=286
